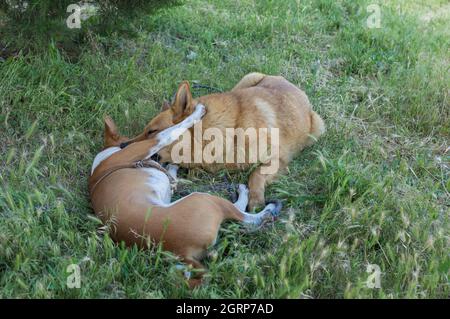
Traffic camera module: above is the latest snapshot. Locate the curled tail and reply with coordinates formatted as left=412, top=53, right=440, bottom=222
left=232, top=72, right=266, bottom=91
left=307, top=111, right=325, bottom=146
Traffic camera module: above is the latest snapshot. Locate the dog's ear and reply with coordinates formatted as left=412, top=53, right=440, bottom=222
left=104, top=116, right=119, bottom=146
left=172, top=81, right=193, bottom=123
left=104, top=116, right=118, bottom=136
left=161, top=100, right=171, bottom=112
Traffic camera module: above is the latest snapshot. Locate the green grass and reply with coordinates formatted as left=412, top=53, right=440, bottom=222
left=0, top=0, right=449, bottom=298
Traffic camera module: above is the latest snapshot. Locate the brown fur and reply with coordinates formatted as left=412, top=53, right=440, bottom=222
left=124, top=73, right=325, bottom=210
left=89, top=118, right=256, bottom=288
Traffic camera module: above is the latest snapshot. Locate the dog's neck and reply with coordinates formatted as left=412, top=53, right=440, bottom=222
left=91, top=147, right=121, bottom=175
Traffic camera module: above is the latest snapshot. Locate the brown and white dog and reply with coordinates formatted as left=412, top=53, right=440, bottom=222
left=89, top=104, right=282, bottom=287
left=120, top=73, right=325, bottom=210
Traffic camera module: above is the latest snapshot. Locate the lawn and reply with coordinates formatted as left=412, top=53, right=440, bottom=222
left=0, top=0, right=448, bottom=298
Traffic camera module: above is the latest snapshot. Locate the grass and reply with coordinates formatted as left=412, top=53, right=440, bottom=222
left=0, top=0, right=449, bottom=298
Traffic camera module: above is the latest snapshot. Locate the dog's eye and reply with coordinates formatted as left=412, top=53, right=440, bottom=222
left=147, top=129, right=158, bottom=136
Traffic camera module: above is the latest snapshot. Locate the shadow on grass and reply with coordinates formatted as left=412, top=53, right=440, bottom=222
left=0, top=0, right=182, bottom=60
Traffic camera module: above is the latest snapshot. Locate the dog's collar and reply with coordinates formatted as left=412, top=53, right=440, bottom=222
left=90, top=158, right=176, bottom=195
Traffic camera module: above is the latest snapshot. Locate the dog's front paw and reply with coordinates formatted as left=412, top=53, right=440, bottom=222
left=237, top=184, right=249, bottom=195
left=248, top=194, right=265, bottom=212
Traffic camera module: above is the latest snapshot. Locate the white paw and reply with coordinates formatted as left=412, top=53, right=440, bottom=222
left=238, top=184, right=249, bottom=194
left=166, top=164, right=179, bottom=171
left=175, top=264, right=191, bottom=279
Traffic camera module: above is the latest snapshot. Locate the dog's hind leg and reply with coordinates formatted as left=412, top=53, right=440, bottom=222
left=174, top=254, right=206, bottom=289
left=204, top=191, right=281, bottom=228
left=229, top=184, right=282, bottom=227
left=180, top=256, right=206, bottom=289
left=239, top=201, right=282, bottom=227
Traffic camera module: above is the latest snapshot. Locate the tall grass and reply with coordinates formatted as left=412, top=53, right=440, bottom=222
left=0, top=0, right=448, bottom=298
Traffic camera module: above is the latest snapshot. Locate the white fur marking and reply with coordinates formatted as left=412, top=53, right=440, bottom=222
left=241, top=203, right=275, bottom=225
left=255, top=98, right=276, bottom=128
left=141, top=168, right=172, bottom=206
left=91, top=147, right=121, bottom=175
left=145, top=104, right=206, bottom=159
left=234, top=184, right=249, bottom=211
left=140, top=164, right=207, bottom=208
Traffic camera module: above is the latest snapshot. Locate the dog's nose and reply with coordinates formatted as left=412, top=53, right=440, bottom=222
left=151, top=153, right=161, bottom=162
left=120, top=141, right=130, bottom=149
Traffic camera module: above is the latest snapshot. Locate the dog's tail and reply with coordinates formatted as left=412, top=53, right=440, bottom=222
left=306, top=111, right=325, bottom=146
left=232, top=72, right=266, bottom=91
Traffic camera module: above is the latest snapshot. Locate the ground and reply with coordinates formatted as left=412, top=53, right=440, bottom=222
left=0, top=0, right=448, bottom=298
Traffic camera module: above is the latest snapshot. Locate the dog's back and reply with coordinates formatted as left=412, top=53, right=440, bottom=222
left=195, top=73, right=325, bottom=167
left=234, top=72, right=325, bottom=145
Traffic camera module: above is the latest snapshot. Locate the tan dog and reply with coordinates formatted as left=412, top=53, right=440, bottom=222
left=89, top=104, right=282, bottom=287
left=121, top=73, right=325, bottom=210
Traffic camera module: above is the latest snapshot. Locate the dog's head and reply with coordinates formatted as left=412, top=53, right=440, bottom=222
left=118, top=81, right=196, bottom=156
